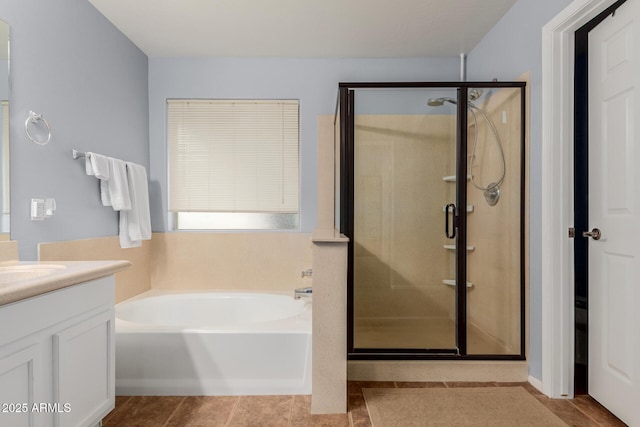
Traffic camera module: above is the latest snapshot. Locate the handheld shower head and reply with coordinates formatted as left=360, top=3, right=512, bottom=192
left=427, top=97, right=456, bottom=107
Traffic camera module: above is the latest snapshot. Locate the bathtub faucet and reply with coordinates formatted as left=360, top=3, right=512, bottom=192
left=294, top=287, right=312, bottom=299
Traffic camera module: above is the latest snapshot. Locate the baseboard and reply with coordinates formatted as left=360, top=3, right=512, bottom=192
left=527, top=375, right=543, bottom=393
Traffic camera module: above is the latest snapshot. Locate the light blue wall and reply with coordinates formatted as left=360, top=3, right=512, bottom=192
left=0, top=0, right=149, bottom=260
left=467, top=0, right=573, bottom=381
left=149, top=57, right=460, bottom=233
left=0, top=59, right=7, bottom=99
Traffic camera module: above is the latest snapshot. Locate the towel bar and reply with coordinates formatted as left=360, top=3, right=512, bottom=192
left=72, top=149, right=88, bottom=159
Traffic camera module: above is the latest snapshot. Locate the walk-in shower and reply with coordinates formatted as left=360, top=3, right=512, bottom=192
left=338, top=82, right=526, bottom=360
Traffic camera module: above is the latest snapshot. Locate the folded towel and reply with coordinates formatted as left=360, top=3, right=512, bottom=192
left=107, top=158, right=131, bottom=211
left=85, top=155, right=94, bottom=176
left=88, top=152, right=110, bottom=180
left=100, top=180, right=111, bottom=206
left=119, top=213, right=141, bottom=248
left=86, top=152, right=113, bottom=206
left=84, top=152, right=119, bottom=207
left=119, top=162, right=151, bottom=249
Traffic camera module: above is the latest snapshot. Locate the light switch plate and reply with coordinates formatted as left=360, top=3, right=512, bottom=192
left=31, top=198, right=45, bottom=221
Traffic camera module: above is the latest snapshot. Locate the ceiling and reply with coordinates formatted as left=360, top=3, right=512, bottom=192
left=88, top=0, right=516, bottom=58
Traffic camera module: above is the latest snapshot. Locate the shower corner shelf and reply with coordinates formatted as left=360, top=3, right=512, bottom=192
left=443, top=245, right=475, bottom=251
left=442, top=174, right=472, bottom=182
left=442, top=279, right=474, bottom=288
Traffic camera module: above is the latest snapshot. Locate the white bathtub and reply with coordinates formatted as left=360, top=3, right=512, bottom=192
left=115, top=290, right=312, bottom=396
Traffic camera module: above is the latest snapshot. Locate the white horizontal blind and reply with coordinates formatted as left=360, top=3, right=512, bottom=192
left=168, top=99, right=299, bottom=214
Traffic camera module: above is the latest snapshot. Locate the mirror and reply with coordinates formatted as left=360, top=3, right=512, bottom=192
left=0, top=19, right=8, bottom=239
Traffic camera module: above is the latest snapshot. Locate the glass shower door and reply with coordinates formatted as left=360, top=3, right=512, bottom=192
left=351, top=88, right=459, bottom=352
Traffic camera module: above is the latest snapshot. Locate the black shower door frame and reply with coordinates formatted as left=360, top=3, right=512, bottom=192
left=339, top=81, right=526, bottom=360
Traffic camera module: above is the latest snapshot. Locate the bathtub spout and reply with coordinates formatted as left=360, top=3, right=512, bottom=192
left=294, top=287, right=312, bottom=299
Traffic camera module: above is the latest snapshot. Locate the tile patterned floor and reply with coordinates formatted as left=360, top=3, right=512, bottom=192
left=103, top=382, right=627, bottom=427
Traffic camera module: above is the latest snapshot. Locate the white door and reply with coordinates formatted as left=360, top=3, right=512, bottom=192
left=588, top=1, right=640, bottom=425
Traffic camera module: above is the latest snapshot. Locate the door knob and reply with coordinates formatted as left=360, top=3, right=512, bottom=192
left=582, top=228, right=601, bottom=240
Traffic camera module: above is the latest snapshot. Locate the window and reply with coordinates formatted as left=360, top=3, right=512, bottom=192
left=167, top=99, right=299, bottom=230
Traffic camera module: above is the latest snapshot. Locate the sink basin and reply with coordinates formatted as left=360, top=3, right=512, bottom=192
left=0, top=264, right=67, bottom=284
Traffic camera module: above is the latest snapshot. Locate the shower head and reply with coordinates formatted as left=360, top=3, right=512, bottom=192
left=469, top=88, right=483, bottom=101
left=427, top=97, right=456, bottom=107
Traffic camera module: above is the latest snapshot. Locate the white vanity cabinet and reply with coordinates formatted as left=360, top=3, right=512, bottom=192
left=0, top=276, right=115, bottom=427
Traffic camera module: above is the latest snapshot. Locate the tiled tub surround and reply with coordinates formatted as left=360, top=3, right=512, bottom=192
left=39, top=232, right=313, bottom=303
left=39, top=236, right=151, bottom=303
left=115, top=290, right=312, bottom=396
left=0, top=240, right=18, bottom=262
left=149, top=232, right=313, bottom=292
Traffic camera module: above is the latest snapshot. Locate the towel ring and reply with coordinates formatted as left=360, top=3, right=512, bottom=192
left=25, top=110, right=52, bottom=145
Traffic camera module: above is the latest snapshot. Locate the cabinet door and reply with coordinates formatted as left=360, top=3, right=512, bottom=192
left=0, top=345, right=40, bottom=427
left=53, top=310, right=114, bottom=427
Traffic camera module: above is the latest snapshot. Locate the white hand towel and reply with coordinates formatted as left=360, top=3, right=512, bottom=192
left=100, top=179, right=111, bottom=206
left=85, top=152, right=113, bottom=206
left=108, top=158, right=131, bottom=211
left=119, top=162, right=151, bottom=249
left=119, top=211, right=142, bottom=248
left=88, top=152, right=110, bottom=180
left=85, top=155, right=94, bottom=176
left=84, top=152, right=115, bottom=207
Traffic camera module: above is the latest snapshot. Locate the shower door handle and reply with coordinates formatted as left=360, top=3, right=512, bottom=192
left=445, top=203, right=456, bottom=239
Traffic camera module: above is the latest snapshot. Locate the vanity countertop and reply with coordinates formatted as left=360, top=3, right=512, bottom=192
left=0, top=260, right=131, bottom=306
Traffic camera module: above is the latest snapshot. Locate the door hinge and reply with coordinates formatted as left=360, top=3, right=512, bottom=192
left=568, top=227, right=575, bottom=238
